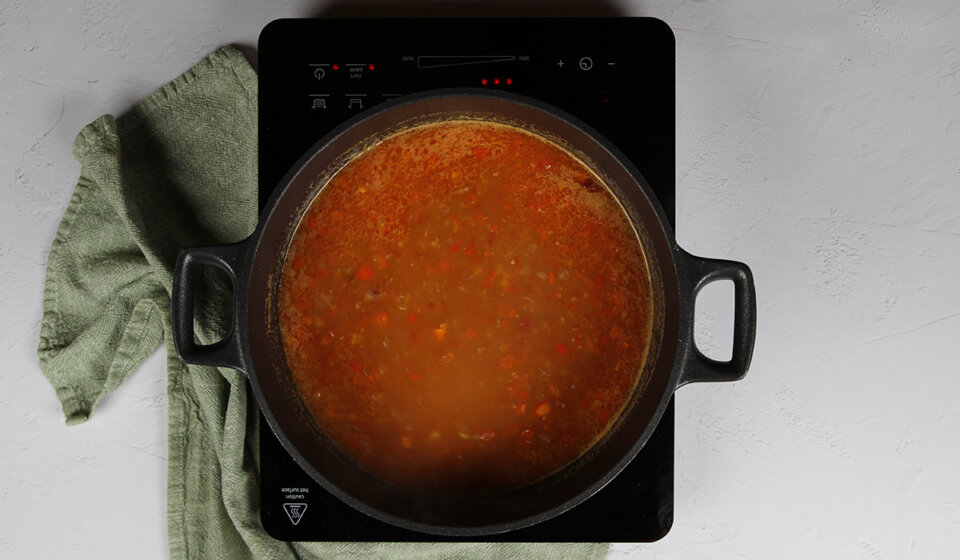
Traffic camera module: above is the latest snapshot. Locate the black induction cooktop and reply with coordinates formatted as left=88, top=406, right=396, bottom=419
left=257, top=17, right=675, bottom=542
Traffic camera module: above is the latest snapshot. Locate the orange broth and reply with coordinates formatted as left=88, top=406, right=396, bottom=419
left=279, top=120, right=653, bottom=494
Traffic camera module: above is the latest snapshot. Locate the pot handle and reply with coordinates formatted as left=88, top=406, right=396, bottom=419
left=677, top=248, right=757, bottom=386
left=171, top=241, right=247, bottom=373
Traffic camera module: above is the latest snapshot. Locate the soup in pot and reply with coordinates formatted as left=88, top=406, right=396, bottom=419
left=279, top=120, right=653, bottom=494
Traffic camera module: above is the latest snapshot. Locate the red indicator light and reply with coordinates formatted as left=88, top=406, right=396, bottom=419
left=332, top=64, right=339, bottom=70
left=494, top=78, right=501, bottom=85
left=481, top=78, right=488, bottom=85
left=368, top=64, right=375, bottom=70
left=506, top=78, right=513, bottom=85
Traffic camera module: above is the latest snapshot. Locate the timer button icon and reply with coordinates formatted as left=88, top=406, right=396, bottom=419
left=578, top=57, right=593, bottom=71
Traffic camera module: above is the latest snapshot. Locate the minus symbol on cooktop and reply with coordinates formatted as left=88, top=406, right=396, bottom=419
left=607, top=62, right=616, bottom=66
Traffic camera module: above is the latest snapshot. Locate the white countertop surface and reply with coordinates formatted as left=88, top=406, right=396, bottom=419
left=2, top=1, right=959, bottom=558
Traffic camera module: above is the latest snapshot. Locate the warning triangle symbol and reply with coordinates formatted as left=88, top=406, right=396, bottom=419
left=283, top=503, right=308, bottom=526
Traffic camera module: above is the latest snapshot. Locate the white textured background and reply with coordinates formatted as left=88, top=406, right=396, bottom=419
left=2, top=0, right=959, bottom=558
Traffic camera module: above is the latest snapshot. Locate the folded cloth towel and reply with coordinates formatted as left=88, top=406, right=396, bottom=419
left=37, top=46, right=610, bottom=560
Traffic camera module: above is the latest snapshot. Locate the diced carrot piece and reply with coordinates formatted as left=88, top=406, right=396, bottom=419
left=408, top=312, right=417, bottom=324
left=465, top=327, right=478, bottom=339
left=449, top=243, right=461, bottom=253
left=370, top=311, right=389, bottom=326
left=534, top=402, right=551, bottom=417
left=555, top=342, right=569, bottom=355
left=434, top=325, right=447, bottom=341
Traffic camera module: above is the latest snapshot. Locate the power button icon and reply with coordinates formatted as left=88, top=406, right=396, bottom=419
left=578, top=57, right=593, bottom=71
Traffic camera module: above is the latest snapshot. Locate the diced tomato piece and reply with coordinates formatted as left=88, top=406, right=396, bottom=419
left=356, top=263, right=375, bottom=281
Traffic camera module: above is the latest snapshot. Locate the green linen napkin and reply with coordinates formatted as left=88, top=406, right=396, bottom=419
left=37, top=46, right=609, bottom=560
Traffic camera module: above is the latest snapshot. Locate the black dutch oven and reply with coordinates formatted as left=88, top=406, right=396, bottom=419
left=171, top=90, right=757, bottom=536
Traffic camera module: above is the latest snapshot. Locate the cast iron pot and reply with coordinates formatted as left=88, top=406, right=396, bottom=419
left=171, top=90, right=757, bottom=536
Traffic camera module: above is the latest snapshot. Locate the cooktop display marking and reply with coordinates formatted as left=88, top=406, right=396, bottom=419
left=417, top=55, right=516, bottom=68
